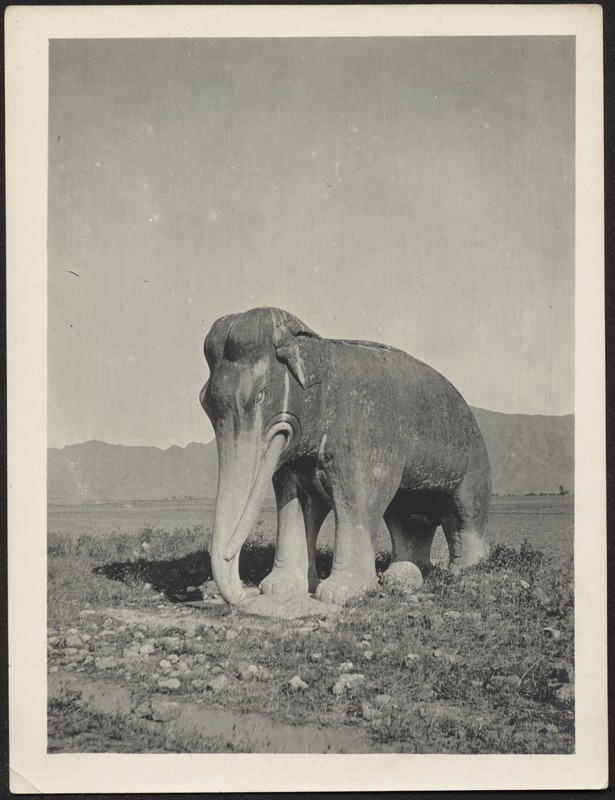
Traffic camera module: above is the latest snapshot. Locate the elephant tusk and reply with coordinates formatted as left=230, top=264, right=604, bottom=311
left=222, top=431, right=288, bottom=562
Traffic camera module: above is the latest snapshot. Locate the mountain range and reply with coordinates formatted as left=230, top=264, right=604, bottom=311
left=48, top=407, right=574, bottom=504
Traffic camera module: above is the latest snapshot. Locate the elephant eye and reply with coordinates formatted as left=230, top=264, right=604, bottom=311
left=254, top=389, right=265, bottom=405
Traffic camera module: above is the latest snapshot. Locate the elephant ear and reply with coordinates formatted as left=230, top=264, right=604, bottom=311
left=204, top=313, right=243, bottom=370
left=272, top=314, right=322, bottom=389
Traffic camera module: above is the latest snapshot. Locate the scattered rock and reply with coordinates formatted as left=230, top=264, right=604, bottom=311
left=288, top=675, right=309, bottom=692
left=123, top=651, right=140, bottom=663
left=64, top=650, right=88, bottom=663
left=443, top=611, right=462, bottom=621
left=432, top=649, right=446, bottom=659
left=317, top=619, right=337, bottom=633
left=49, top=666, right=59, bottom=674
left=210, top=666, right=223, bottom=676
left=167, top=653, right=180, bottom=664
left=140, top=643, right=156, bottom=655
left=464, top=611, right=482, bottom=621
left=332, top=674, right=366, bottom=695
left=191, top=679, right=206, bottom=691
left=66, top=628, right=79, bottom=636
left=158, top=677, right=181, bottom=691
left=338, top=661, right=354, bottom=673
left=225, top=630, right=239, bottom=641
left=543, top=627, right=562, bottom=641
left=159, top=659, right=172, bottom=671
left=206, top=675, right=229, bottom=692
left=79, top=609, right=96, bottom=618
left=309, top=652, right=323, bottom=662
left=255, top=666, right=272, bottom=681
left=555, top=684, right=574, bottom=704
left=65, top=635, right=82, bottom=647
left=97, top=630, right=117, bottom=638
left=295, top=626, right=316, bottom=635
left=363, top=651, right=374, bottom=661
left=81, top=634, right=92, bottom=643
left=373, top=694, right=393, bottom=709
left=489, top=674, right=521, bottom=689
left=539, top=723, right=559, bottom=734
left=519, top=580, right=530, bottom=590
left=237, top=662, right=260, bottom=681
left=403, top=653, right=420, bottom=667
left=361, top=701, right=381, bottom=721
left=48, top=637, right=60, bottom=647
left=95, top=656, right=117, bottom=670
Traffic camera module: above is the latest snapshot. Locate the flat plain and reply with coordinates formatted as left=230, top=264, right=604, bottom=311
left=48, top=494, right=574, bottom=754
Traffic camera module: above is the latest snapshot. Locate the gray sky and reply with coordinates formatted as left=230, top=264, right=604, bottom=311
left=48, top=36, right=574, bottom=449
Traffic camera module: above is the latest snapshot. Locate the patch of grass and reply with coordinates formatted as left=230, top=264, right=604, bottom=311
left=48, top=521, right=574, bottom=754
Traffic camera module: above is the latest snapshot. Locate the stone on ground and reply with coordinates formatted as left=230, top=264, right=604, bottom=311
left=206, top=674, right=229, bottom=692
left=288, top=675, right=309, bottom=691
left=381, top=561, right=423, bottom=592
left=158, top=677, right=181, bottom=691
left=332, top=674, right=366, bottom=695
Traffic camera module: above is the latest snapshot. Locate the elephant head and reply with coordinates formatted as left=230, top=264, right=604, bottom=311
left=200, top=307, right=322, bottom=604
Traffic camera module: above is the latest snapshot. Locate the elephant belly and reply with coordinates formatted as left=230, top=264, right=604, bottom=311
left=389, top=487, right=457, bottom=527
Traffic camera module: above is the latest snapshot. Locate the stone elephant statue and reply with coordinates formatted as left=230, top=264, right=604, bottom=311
left=200, top=307, right=491, bottom=606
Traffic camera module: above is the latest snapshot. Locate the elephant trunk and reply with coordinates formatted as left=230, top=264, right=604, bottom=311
left=210, top=425, right=290, bottom=605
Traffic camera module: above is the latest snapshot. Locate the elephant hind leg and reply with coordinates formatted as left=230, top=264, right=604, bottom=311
left=383, top=507, right=436, bottom=570
left=443, top=471, right=490, bottom=568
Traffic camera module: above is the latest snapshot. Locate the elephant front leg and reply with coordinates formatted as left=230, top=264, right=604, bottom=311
left=259, top=469, right=313, bottom=596
left=315, top=501, right=380, bottom=606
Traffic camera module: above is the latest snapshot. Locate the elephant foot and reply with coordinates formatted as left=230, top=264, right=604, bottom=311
left=315, top=570, right=378, bottom=606
left=448, top=530, right=489, bottom=570
left=259, top=566, right=309, bottom=596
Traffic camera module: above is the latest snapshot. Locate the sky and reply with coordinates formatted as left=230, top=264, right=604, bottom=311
left=48, top=36, right=575, bottom=449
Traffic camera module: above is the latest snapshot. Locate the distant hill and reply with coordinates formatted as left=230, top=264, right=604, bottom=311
left=48, top=408, right=573, bottom=504
left=471, top=408, right=573, bottom=497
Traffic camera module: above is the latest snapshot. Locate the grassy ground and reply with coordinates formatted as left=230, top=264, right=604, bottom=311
left=48, top=510, right=574, bottom=754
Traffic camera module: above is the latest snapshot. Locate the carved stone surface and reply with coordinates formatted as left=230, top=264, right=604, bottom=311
left=201, top=307, right=491, bottom=606
left=239, top=594, right=342, bottom=620
left=381, top=561, right=424, bottom=592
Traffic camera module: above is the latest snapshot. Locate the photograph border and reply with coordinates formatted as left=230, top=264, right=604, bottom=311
left=6, top=4, right=606, bottom=792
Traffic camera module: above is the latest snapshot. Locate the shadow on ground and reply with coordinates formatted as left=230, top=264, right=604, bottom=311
left=94, top=542, right=393, bottom=602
